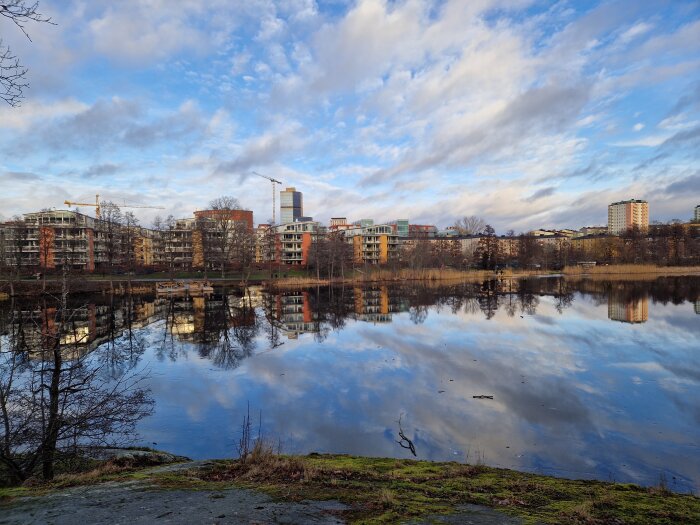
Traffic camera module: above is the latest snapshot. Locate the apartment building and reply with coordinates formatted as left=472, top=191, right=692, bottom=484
left=160, top=210, right=254, bottom=270
left=695, top=205, right=700, bottom=223
left=275, top=220, right=321, bottom=265
left=409, top=224, right=438, bottom=238
left=345, top=224, right=399, bottom=265
left=387, top=219, right=409, bottom=237
left=608, top=199, right=649, bottom=235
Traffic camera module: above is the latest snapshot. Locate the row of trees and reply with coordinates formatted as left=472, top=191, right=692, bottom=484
left=402, top=222, right=700, bottom=271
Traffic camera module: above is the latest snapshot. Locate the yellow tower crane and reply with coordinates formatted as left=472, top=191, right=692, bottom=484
left=63, top=194, right=164, bottom=219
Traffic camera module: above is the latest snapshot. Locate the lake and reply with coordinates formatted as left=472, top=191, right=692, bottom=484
left=1, top=276, right=698, bottom=492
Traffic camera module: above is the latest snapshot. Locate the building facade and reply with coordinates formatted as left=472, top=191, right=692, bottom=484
left=275, top=220, right=321, bottom=265
left=388, top=219, right=409, bottom=237
left=345, top=224, right=399, bottom=265
left=695, top=205, right=700, bottom=223
left=608, top=199, right=649, bottom=235
left=280, top=187, right=303, bottom=224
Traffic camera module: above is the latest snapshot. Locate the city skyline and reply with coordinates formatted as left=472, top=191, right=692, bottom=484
left=1, top=1, right=699, bottom=231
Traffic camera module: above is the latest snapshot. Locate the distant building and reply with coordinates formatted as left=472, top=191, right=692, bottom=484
left=695, top=205, right=700, bottom=223
left=530, top=229, right=577, bottom=238
left=280, top=187, right=303, bottom=224
left=695, top=300, right=700, bottom=315
left=608, top=199, right=648, bottom=235
left=408, top=224, right=437, bottom=238
left=388, top=219, right=409, bottom=237
left=193, top=209, right=253, bottom=230
left=354, top=219, right=374, bottom=228
left=330, top=217, right=347, bottom=227
left=578, top=226, right=608, bottom=237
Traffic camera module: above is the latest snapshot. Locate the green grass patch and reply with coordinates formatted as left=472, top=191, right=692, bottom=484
left=183, top=454, right=700, bottom=525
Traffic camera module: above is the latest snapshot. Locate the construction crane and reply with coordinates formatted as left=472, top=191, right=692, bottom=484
left=63, top=194, right=164, bottom=219
left=252, top=171, right=282, bottom=224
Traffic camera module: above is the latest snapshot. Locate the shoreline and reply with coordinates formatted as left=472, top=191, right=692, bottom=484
left=1, top=264, right=699, bottom=297
left=1, top=451, right=698, bottom=524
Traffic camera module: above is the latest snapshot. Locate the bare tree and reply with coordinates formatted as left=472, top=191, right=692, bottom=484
left=1, top=1, right=55, bottom=106
left=3, top=216, right=28, bottom=296
left=99, top=202, right=123, bottom=290
left=203, top=196, right=243, bottom=278
left=0, top=278, right=153, bottom=482
left=122, top=211, right=139, bottom=288
left=231, top=221, right=256, bottom=285
left=453, top=216, right=486, bottom=236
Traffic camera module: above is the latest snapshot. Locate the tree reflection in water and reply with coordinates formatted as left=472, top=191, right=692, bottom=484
left=0, top=293, right=152, bottom=483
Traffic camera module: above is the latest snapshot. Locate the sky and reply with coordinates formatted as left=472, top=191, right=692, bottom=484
left=0, top=0, right=699, bottom=232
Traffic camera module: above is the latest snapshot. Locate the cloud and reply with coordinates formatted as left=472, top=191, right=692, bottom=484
left=81, top=163, right=122, bottom=178
left=213, top=121, right=308, bottom=176
left=526, top=187, right=556, bottom=202
left=363, top=82, right=591, bottom=185
left=664, top=173, right=700, bottom=195
left=1, top=0, right=699, bottom=231
left=1, top=171, right=43, bottom=182
left=5, top=98, right=206, bottom=153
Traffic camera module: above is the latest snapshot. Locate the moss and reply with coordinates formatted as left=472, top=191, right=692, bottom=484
left=3, top=453, right=699, bottom=524
left=181, top=454, right=700, bottom=525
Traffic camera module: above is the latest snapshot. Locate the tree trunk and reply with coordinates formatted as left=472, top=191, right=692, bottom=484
left=42, top=343, right=62, bottom=480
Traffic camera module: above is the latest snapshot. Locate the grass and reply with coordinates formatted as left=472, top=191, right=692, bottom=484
left=0, top=448, right=186, bottom=501
left=269, top=268, right=551, bottom=288
left=165, top=452, right=700, bottom=525
left=2, top=450, right=698, bottom=524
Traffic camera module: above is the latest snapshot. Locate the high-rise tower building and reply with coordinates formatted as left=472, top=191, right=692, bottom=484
left=607, top=199, right=648, bottom=235
left=280, top=187, right=303, bottom=224
left=694, top=204, right=699, bottom=223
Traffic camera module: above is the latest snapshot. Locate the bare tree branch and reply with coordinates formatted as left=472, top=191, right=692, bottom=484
left=0, top=1, right=55, bottom=106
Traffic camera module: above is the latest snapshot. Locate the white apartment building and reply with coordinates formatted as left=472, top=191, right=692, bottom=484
left=608, top=199, right=649, bottom=235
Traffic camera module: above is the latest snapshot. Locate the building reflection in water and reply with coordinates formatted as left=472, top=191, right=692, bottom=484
left=8, top=277, right=699, bottom=363
left=271, top=286, right=411, bottom=338
left=607, top=290, right=649, bottom=324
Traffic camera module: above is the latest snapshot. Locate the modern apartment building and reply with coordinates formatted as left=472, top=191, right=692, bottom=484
left=0, top=210, right=155, bottom=272
left=695, top=205, right=700, bottom=223
left=408, top=224, right=438, bottom=238
left=275, top=220, right=321, bottom=265
left=280, top=187, right=303, bottom=224
left=388, top=219, right=409, bottom=237
left=608, top=199, right=649, bottom=235
left=345, top=224, right=399, bottom=264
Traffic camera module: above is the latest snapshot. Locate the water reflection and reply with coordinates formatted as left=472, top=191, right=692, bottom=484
left=1, top=276, right=698, bottom=491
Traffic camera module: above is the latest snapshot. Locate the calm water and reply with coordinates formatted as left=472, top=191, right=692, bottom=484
left=2, top=277, right=699, bottom=492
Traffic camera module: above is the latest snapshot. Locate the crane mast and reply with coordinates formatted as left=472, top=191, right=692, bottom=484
left=252, top=171, right=282, bottom=224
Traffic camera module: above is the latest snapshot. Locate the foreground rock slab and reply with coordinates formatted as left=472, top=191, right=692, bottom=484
left=0, top=482, right=347, bottom=525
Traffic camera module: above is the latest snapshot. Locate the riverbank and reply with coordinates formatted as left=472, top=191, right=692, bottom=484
left=2, top=264, right=699, bottom=297
left=2, top=452, right=697, bottom=524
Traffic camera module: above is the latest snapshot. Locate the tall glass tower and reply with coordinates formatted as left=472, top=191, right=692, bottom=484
left=280, top=187, right=303, bottom=224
